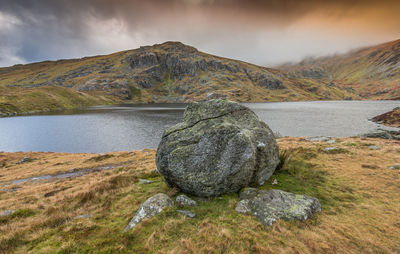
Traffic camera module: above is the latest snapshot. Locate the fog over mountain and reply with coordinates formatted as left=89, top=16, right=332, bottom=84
left=0, top=0, right=399, bottom=67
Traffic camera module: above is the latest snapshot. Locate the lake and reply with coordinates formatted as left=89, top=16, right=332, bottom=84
left=0, top=100, right=398, bottom=153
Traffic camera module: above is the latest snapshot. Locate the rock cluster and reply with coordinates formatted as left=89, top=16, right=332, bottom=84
left=156, top=99, right=279, bottom=197
left=124, top=99, right=321, bottom=231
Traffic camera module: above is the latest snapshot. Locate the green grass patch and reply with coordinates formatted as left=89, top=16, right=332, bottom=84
left=129, top=84, right=142, bottom=98
left=10, top=208, right=36, bottom=219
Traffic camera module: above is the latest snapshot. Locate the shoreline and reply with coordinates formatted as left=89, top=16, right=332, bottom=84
left=1, top=98, right=398, bottom=118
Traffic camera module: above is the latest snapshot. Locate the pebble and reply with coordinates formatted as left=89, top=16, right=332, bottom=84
left=176, top=210, right=196, bottom=218
left=0, top=210, right=14, bottom=216
left=306, top=136, right=332, bottom=142
left=139, top=179, right=154, bottom=184
left=324, top=147, right=338, bottom=151
left=74, top=214, right=91, bottom=220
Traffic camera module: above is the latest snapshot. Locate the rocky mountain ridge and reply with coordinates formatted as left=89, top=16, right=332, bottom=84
left=1, top=40, right=398, bottom=115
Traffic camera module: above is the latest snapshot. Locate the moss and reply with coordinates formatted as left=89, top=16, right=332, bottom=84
left=10, top=208, right=36, bottom=218
left=265, top=155, right=359, bottom=210
left=129, top=84, right=142, bottom=98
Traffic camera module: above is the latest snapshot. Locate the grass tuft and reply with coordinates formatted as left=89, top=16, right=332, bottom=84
left=275, top=149, right=293, bottom=171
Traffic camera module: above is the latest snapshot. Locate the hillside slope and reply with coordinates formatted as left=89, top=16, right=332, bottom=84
left=0, top=42, right=354, bottom=115
left=280, top=39, right=400, bottom=100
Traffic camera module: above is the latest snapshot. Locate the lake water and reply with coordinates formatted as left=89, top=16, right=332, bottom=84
left=0, top=100, right=398, bottom=153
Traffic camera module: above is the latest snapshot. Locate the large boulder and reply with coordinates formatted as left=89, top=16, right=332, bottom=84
left=236, top=188, right=321, bottom=226
left=156, top=99, right=279, bottom=197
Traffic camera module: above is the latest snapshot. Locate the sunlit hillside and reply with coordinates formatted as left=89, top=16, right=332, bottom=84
left=0, top=42, right=363, bottom=115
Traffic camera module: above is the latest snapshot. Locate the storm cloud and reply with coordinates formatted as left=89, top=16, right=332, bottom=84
left=0, top=0, right=399, bottom=67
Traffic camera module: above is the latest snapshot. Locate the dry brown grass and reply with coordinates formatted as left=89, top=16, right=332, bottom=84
left=0, top=138, right=399, bottom=253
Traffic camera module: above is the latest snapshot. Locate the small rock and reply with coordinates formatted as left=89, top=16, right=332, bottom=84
left=306, top=136, right=331, bottom=142
left=324, top=147, right=338, bottom=152
left=124, top=193, right=173, bottom=231
left=74, top=214, right=91, bottom=220
left=361, top=131, right=393, bottom=140
left=239, top=187, right=259, bottom=200
left=326, top=139, right=336, bottom=144
left=368, top=145, right=380, bottom=150
left=235, top=189, right=321, bottom=226
left=138, top=179, right=154, bottom=184
left=388, top=165, right=400, bottom=170
left=271, top=178, right=278, bottom=185
left=235, top=200, right=252, bottom=214
left=0, top=210, right=14, bottom=216
left=176, top=210, right=196, bottom=218
left=17, top=157, right=33, bottom=164
left=176, top=194, right=197, bottom=207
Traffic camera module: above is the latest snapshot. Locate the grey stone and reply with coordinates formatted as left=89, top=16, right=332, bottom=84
left=156, top=99, right=279, bottom=197
left=235, top=200, right=252, bottom=214
left=306, top=136, right=331, bottom=142
left=388, top=165, right=400, bottom=170
left=124, top=193, right=173, bottom=231
left=176, top=194, right=197, bottom=207
left=139, top=179, right=154, bottom=184
left=324, top=147, right=339, bottom=152
left=176, top=210, right=196, bottom=218
left=236, top=189, right=321, bottom=226
left=239, top=187, right=259, bottom=200
left=361, top=131, right=393, bottom=140
left=368, top=145, right=380, bottom=150
left=17, top=157, right=33, bottom=164
left=0, top=210, right=14, bottom=216
left=326, top=139, right=337, bottom=144
left=74, top=214, right=91, bottom=220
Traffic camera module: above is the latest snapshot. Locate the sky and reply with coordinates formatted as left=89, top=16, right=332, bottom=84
left=0, top=0, right=399, bottom=67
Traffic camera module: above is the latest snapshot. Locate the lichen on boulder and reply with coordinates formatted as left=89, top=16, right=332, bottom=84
left=156, top=99, right=279, bottom=197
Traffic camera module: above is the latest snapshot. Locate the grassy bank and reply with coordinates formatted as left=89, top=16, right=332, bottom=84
left=0, top=137, right=399, bottom=253
left=0, top=86, right=120, bottom=116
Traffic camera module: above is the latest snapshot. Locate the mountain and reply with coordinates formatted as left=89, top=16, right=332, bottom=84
left=280, top=39, right=400, bottom=100
left=0, top=41, right=396, bottom=115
